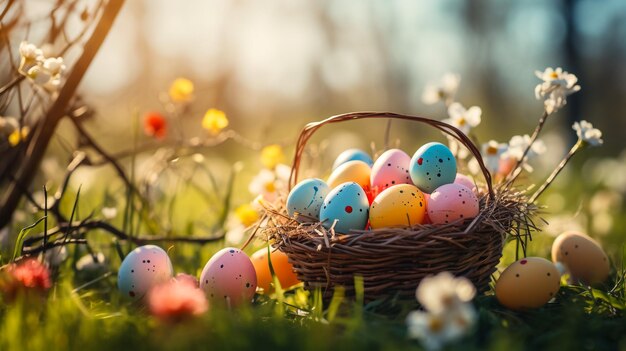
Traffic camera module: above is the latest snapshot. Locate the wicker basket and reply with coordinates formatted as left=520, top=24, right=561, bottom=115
left=260, top=112, right=533, bottom=301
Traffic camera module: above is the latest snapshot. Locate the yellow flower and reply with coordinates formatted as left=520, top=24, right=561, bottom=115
left=8, top=127, right=29, bottom=147
left=168, top=78, right=194, bottom=103
left=202, top=108, right=229, bottom=135
left=261, top=144, right=285, bottom=170
left=235, top=204, right=259, bottom=227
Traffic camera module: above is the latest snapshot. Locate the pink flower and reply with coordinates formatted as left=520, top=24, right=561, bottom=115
left=1, top=259, right=52, bottom=301
left=147, top=278, right=208, bottom=322
left=173, top=273, right=199, bottom=287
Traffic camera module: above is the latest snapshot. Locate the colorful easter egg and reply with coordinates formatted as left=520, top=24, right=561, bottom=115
left=427, top=183, right=479, bottom=224
left=454, top=173, right=476, bottom=192
left=369, top=184, right=426, bottom=229
left=495, top=257, right=560, bottom=310
left=410, top=142, right=457, bottom=193
left=286, top=178, right=330, bottom=220
left=332, top=148, right=374, bottom=170
left=370, top=149, right=412, bottom=193
left=118, top=245, right=174, bottom=300
left=551, top=231, right=610, bottom=285
left=320, top=182, right=369, bottom=233
left=200, top=247, right=257, bottom=307
left=327, top=160, right=371, bottom=190
left=251, top=247, right=300, bottom=292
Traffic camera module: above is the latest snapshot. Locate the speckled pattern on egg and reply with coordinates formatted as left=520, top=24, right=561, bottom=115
left=117, top=245, right=174, bottom=300
left=332, top=148, right=374, bottom=170
left=200, top=247, right=257, bottom=307
left=454, top=173, right=476, bottom=192
left=370, top=149, right=412, bottom=193
left=320, top=182, right=369, bottom=233
left=369, top=184, right=426, bottom=229
left=427, top=183, right=479, bottom=224
left=410, top=142, right=457, bottom=193
left=495, top=257, right=560, bottom=310
left=287, top=178, right=330, bottom=220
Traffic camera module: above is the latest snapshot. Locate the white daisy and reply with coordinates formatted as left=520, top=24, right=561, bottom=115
left=534, top=67, right=581, bottom=114
left=572, top=120, right=603, bottom=147
left=415, top=272, right=476, bottom=314
left=444, top=103, right=482, bottom=135
left=422, top=73, right=461, bottom=105
left=481, top=140, right=508, bottom=174
left=407, top=301, right=476, bottom=350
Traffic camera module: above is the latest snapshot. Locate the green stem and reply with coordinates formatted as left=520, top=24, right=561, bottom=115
left=529, top=140, right=582, bottom=203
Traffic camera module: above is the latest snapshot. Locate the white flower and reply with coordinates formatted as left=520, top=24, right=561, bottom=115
left=406, top=303, right=476, bottom=351
left=444, top=103, right=482, bottom=134
left=422, top=73, right=461, bottom=105
left=481, top=140, right=508, bottom=174
left=248, top=164, right=291, bottom=202
left=502, top=135, right=546, bottom=172
left=416, top=272, right=476, bottom=313
left=102, top=207, right=118, bottom=219
left=534, top=67, right=581, bottom=114
left=41, top=246, right=68, bottom=266
left=18, top=41, right=43, bottom=75
left=572, top=120, right=603, bottom=147
left=76, top=252, right=107, bottom=272
left=42, top=57, right=66, bottom=76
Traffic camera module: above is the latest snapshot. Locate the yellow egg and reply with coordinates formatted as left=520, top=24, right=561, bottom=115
left=495, top=257, right=560, bottom=310
left=327, top=160, right=371, bottom=190
left=369, top=184, right=426, bottom=229
left=551, top=231, right=610, bottom=285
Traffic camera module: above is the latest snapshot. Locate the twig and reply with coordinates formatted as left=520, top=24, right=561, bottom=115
left=529, top=140, right=581, bottom=203
left=506, top=110, right=549, bottom=184
left=0, top=0, right=126, bottom=228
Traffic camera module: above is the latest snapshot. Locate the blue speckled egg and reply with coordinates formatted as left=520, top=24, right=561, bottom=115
left=287, top=178, right=330, bottom=220
left=320, top=182, right=369, bottom=233
left=332, top=148, right=374, bottom=170
left=410, top=142, right=457, bottom=193
left=118, top=245, right=173, bottom=300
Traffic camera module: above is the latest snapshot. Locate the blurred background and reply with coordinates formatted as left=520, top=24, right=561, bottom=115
left=4, top=0, right=626, bottom=257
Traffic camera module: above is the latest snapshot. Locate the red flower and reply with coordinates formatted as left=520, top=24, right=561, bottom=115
left=144, top=112, right=167, bottom=139
left=1, top=259, right=52, bottom=300
left=147, top=278, right=208, bottom=323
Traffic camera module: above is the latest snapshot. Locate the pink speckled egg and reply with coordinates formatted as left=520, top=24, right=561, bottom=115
left=454, top=173, right=476, bottom=192
left=370, top=149, right=412, bottom=193
left=428, top=183, right=479, bottom=224
left=200, top=247, right=257, bottom=307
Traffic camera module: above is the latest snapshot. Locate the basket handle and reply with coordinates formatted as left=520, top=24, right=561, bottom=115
left=288, top=112, right=495, bottom=201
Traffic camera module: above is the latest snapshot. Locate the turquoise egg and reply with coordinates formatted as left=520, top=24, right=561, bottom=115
left=286, top=178, right=330, bottom=220
left=332, top=148, right=374, bottom=170
left=409, top=142, right=457, bottom=193
left=320, top=182, right=369, bottom=233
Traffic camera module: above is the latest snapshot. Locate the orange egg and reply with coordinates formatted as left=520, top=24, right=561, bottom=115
left=251, top=247, right=300, bottom=292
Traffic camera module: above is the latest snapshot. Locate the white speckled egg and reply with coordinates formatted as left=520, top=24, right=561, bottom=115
left=370, top=149, right=412, bottom=193
left=320, top=182, right=369, bottom=233
left=410, top=142, right=457, bottom=193
left=200, top=247, right=257, bottom=307
left=495, top=257, right=560, bottom=310
left=427, top=183, right=479, bottom=224
left=286, top=178, right=330, bottom=220
left=332, top=148, right=374, bottom=170
left=118, top=245, right=173, bottom=300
